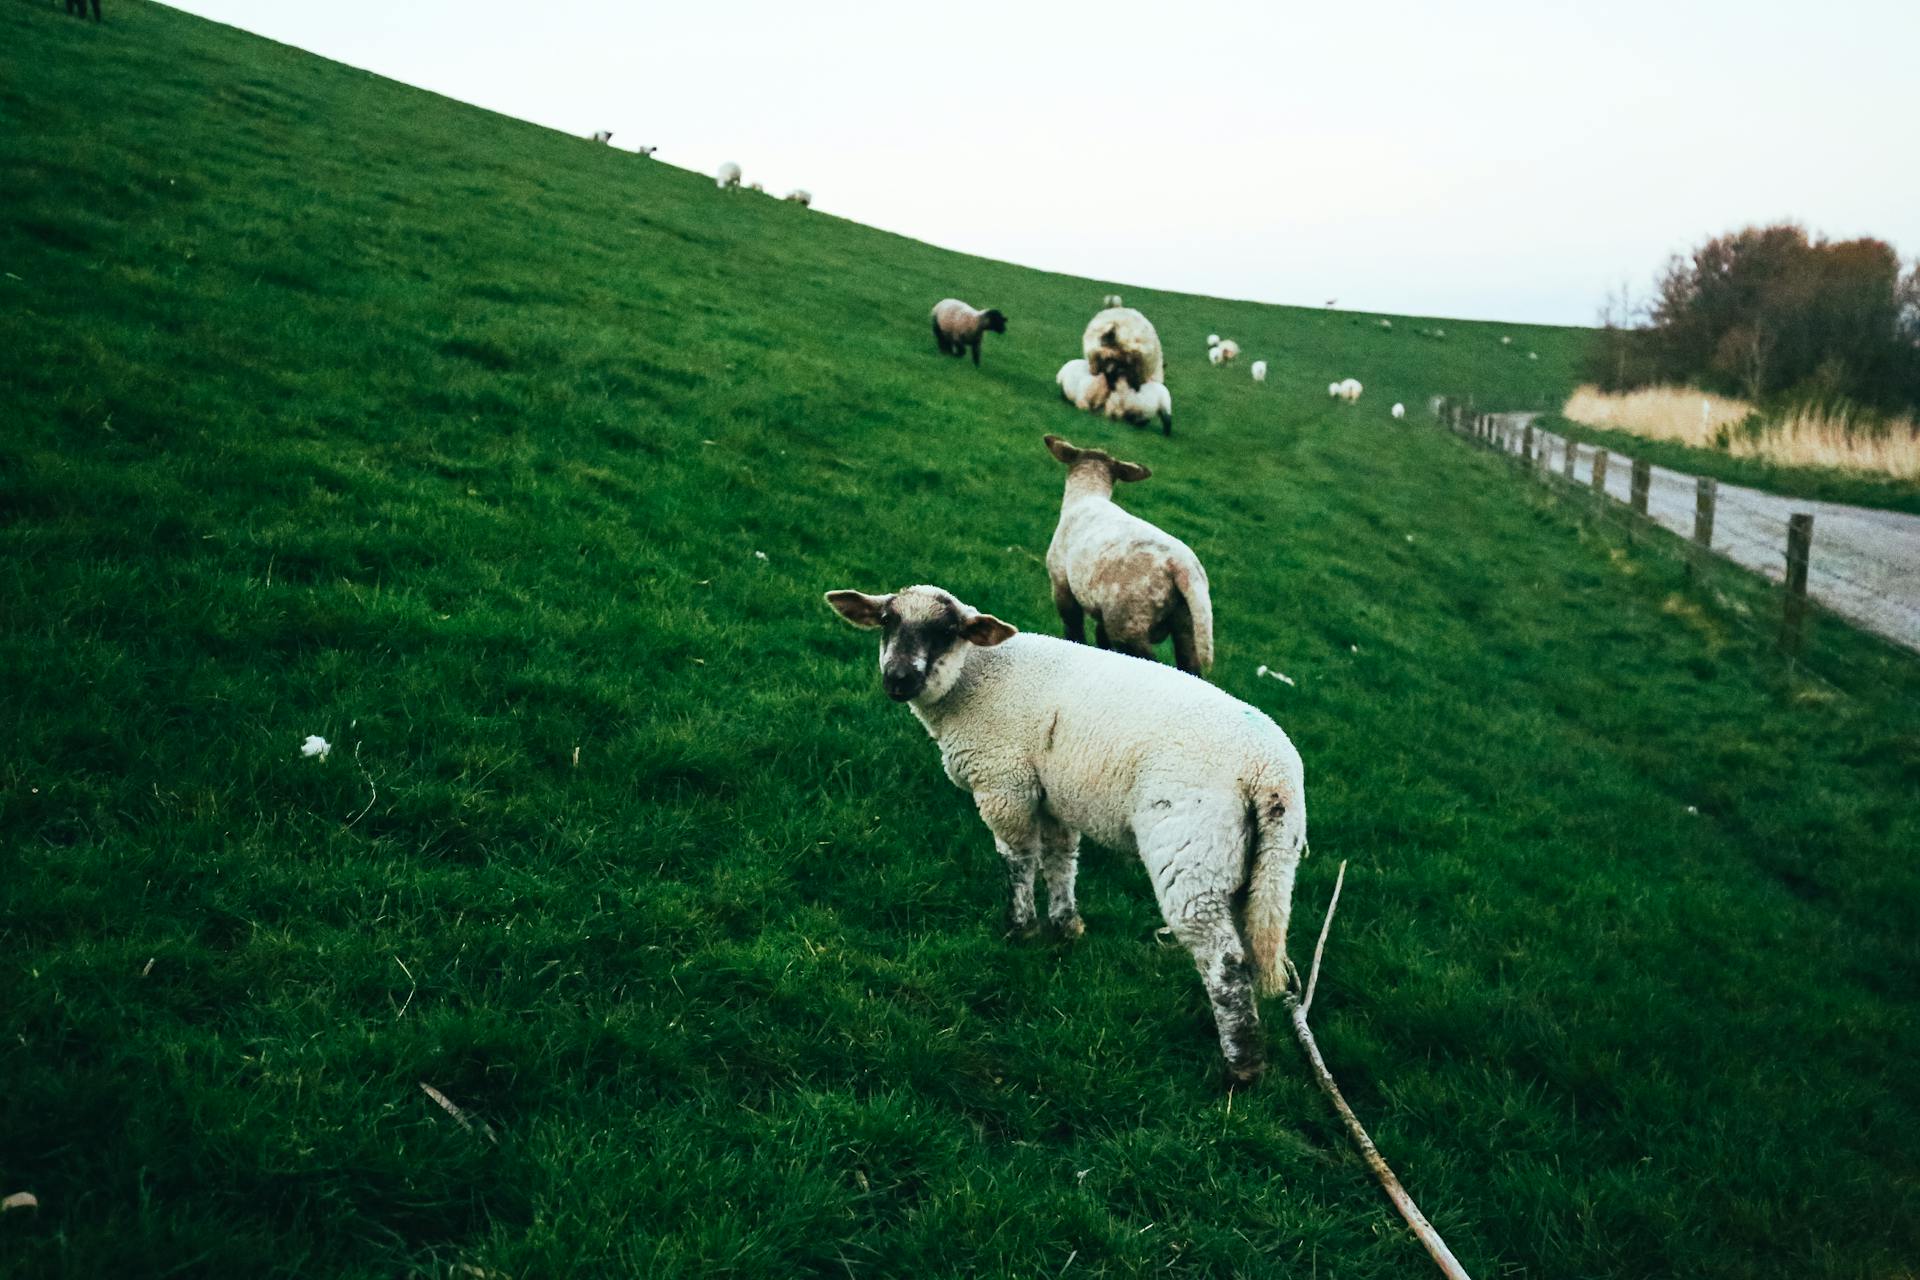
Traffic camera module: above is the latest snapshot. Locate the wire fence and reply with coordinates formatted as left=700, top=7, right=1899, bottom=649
left=1430, top=400, right=1920, bottom=715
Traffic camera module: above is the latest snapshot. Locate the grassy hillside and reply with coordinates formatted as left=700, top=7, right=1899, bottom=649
left=5, top=4, right=1919, bottom=1277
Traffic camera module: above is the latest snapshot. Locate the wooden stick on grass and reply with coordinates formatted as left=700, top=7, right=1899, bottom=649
left=1282, top=861, right=1473, bottom=1280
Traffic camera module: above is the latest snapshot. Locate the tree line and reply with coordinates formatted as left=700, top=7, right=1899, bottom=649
left=1591, top=224, right=1920, bottom=417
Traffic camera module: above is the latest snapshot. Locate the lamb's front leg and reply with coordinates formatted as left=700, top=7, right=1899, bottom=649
left=1039, top=819, right=1084, bottom=940
left=976, top=790, right=1043, bottom=940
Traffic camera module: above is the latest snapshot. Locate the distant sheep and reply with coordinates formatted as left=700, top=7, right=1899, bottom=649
left=1378, top=319, right=1392, bottom=330
left=1103, top=378, right=1173, bottom=436
left=932, top=298, right=1008, bottom=366
left=1217, top=339, right=1239, bottom=362
left=1043, top=435, right=1212, bottom=675
left=1057, top=359, right=1102, bottom=411
left=786, top=189, right=812, bottom=206
left=1251, top=360, right=1267, bottom=383
left=1207, top=334, right=1221, bottom=347
left=716, top=162, right=742, bottom=190
left=1103, top=294, right=1124, bottom=308
left=1339, top=378, right=1363, bottom=403
left=590, top=130, right=614, bottom=144
left=1528, top=351, right=1539, bottom=361
left=1391, top=402, right=1405, bottom=419
left=1327, top=382, right=1341, bottom=399
left=748, top=181, right=765, bottom=193
left=1083, top=307, right=1164, bottom=392
left=1501, top=336, right=1512, bottom=346
left=1209, top=345, right=1225, bottom=367
left=636, top=145, right=659, bottom=158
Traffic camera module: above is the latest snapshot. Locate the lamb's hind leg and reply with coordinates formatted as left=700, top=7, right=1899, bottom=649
left=1137, top=798, right=1264, bottom=1082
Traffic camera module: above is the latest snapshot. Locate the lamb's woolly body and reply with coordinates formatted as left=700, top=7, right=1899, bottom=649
left=1103, top=379, right=1173, bottom=433
left=1391, top=402, right=1406, bottom=419
left=932, top=298, right=1007, bottom=366
left=1046, top=442, right=1211, bottom=674
left=1251, top=360, right=1267, bottom=383
left=1082, top=307, right=1165, bottom=390
left=1056, top=359, right=1102, bottom=411
left=1217, top=339, right=1240, bottom=362
left=1327, top=381, right=1342, bottom=398
left=786, top=189, right=812, bottom=206
left=1339, top=377, right=1363, bottom=403
left=1208, top=345, right=1224, bottom=367
left=715, top=161, right=742, bottom=189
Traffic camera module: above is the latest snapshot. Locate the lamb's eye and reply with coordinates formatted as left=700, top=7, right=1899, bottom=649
left=878, top=611, right=896, bottom=627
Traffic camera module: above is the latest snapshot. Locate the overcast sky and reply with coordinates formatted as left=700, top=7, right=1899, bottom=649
left=166, top=0, right=1918, bottom=327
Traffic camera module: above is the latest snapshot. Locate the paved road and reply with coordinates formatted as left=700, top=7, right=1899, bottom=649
left=1482, top=414, right=1920, bottom=652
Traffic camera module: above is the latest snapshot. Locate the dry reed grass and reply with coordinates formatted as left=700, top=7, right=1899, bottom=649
left=1563, top=385, right=1920, bottom=480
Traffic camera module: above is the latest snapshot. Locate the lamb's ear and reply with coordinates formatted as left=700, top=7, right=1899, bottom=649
left=1044, top=434, right=1080, bottom=465
left=1110, top=458, right=1152, bottom=483
left=960, top=611, right=1017, bottom=647
left=825, top=590, right=891, bottom=628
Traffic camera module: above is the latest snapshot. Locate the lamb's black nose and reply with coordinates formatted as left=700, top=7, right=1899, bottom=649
left=883, top=671, right=922, bottom=701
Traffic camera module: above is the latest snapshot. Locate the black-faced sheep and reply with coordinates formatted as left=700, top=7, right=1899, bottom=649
left=931, top=298, right=1008, bottom=367
left=716, top=162, right=742, bottom=190
left=823, top=583, right=1307, bottom=1083
left=1083, top=307, right=1164, bottom=393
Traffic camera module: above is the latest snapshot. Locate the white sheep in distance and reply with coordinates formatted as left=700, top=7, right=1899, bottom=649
left=716, top=161, right=742, bottom=190
left=1391, top=402, right=1405, bottom=419
left=1207, top=333, right=1221, bottom=347
left=786, top=189, right=812, bottom=206
left=1339, top=378, right=1363, bottom=403
left=931, top=298, right=1008, bottom=367
left=1043, top=434, right=1211, bottom=673
left=1057, top=358, right=1101, bottom=411
left=1208, top=345, right=1225, bottom=367
left=1216, top=339, right=1240, bottom=362
left=1103, top=378, right=1173, bottom=435
left=1083, top=307, right=1164, bottom=392
left=590, top=130, right=614, bottom=144
left=748, top=181, right=765, bottom=193
left=1327, top=381, right=1341, bottom=399
left=1103, top=293, right=1124, bottom=308
left=1251, top=360, right=1267, bottom=383
left=822, top=582, right=1308, bottom=1083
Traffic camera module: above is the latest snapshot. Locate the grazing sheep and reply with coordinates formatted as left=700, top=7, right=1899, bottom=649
left=1104, top=379, right=1174, bottom=435
left=1391, top=402, right=1406, bottom=419
left=1501, top=335, right=1512, bottom=346
left=636, top=145, right=659, bottom=158
left=1043, top=434, right=1211, bottom=674
left=1056, top=358, right=1103, bottom=411
left=1378, top=319, right=1392, bottom=330
left=1207, top=334, right=1221, bottom=347
left=1339, top=378, right=1363, bottom=403
left=1208, top=345, right=1225, bottom=367
left=1251, top=360, right=1267, bottom=383
left=1327, top=382, right=1342, bottom=399
left=716, top=162, right=742, bottom=190
left=822, top=583, right=1307, bottom=1083
left=1103, top=294, right=1123, bottom=308
left=786, top=189, right=812, bottom=206
left=1217, top=339, right=1240, bottom=362
left=590, top=130, right=614, bottom=144
left=1083, top=307, right=1164, bottom=392
left=747, top=181, right=765, bottom=192
left=932, top=298, right=1008, bottom=366
left=1528, top=351, right=1539, bottom=361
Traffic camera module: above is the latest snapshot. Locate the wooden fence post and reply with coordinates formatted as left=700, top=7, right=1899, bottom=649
left=1693, top=477, right=1716, bottom=548
left=1523, top=423, right=1535, bottom=462
left=1562, top=436, right=1578, bottom=479
left=1591, top=449, right=1610, bottom=498
left=1630, top=459, right=1651, bottom=515
left=1781, top=514, right=1813, bottom=655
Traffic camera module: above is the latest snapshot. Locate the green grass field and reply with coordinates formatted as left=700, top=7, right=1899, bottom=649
left=5, top=4, right=1920, bottom=1276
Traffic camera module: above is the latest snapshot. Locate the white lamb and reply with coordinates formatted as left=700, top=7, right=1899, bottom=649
left=1103, top=379, right=1173, bottom=435
left=1251, top=360, right=1267, bottom=383
left=1207, top=334, right=1221, bottom=347
left=1217, top=339, right=1240, bottom=362
left=823, top=583, right=1308, bottom=1083
left=1208, top=345, right=1225, bottom=367
left=1391, top=402, right=1405, bottom=419
left=1083, top=307, right=1164, bottom=391
left=1103, top=294, right=1123, bottom=308
left=1043, top=434, right=1210, bottom=674
left=786, top=189, right=812, bottom=206
left=1056, top=359, right=1102, bottom=411
left=1339, top=378, right=1363, bottom=403
left=748, top=181, right=765, bottom=193
left=716, top=162, right=742, bottom=190
left=1327, top=381, right=1341, bottom=399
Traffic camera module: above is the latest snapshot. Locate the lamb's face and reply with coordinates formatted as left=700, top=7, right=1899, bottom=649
left=824, top=585, right=1016, bottom=704
left=981, top=310, right=1007, bottom=335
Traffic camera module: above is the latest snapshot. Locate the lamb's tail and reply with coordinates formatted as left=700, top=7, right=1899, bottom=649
left=1171, top=560, right=1214, bottom=676
left=1245, top=787, right=1308, bottom=998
